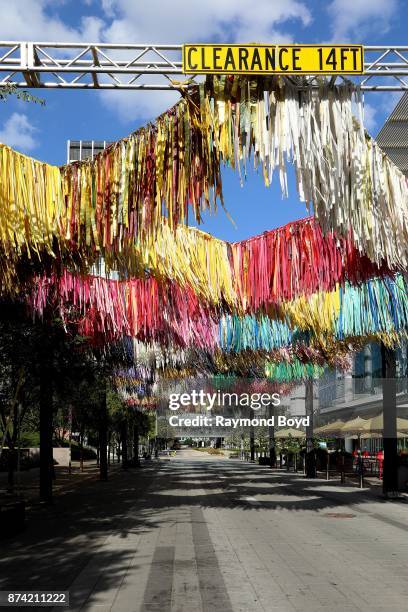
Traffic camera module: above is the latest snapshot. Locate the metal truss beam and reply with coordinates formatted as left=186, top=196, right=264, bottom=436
left=1, top=42, right=408, bottom=91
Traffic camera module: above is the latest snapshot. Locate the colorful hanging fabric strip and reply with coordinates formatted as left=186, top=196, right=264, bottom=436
left=29, top=269, right=220, bottom=349
left=1, top=76, right=407, bottom=280
left=265, top=360, right=324, bottom=383
left=201, top=76, right=408, bottom=270
left=7, top=211, right=391, bottom=315
left=124, top=339, right=353, bottom=381
left=27, top=269, right=408, bottom=355
left=229, top=218, right=389, bottom=309
left=222, top=274, right=408, bottom=351
left=284, top=274, right=408, bottom=347
left=116, top=216, right=391, bottom=311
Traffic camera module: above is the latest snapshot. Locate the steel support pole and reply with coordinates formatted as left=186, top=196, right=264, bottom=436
left=268, top=406, right=276, bottom=468
left=305, top=378, right=316, bottom=478
left=381, top=344, right=398, bottom=496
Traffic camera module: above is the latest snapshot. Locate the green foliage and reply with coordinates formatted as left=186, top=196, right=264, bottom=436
left=19, top=431, right=40, bottom=447
left=145, top=412, right=156, bottom=438
left=107, top=387, right=127, bottom=421
left=0, top=300, right=157, bottom=489
left=279, top=436, right=303, bottom=454
left=0, top=83, right=45, bottom=105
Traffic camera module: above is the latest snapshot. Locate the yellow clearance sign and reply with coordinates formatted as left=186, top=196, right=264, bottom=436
left=183, top=44, right=364, bottom=75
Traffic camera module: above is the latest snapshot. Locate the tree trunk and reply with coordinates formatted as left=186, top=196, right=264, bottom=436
left=133, top=421, right=140, bottom=466
left=250, top=422, right=255, bottom=461
left=79, top=426, right=84, bottom=473
left=7, top=407, right=19, bottom=492
left=40, top=358, right=54, bottom=503
left=99, top=387, right=108, bottom=481
left=381, top=344, right=398, bottom=496
left=68, top=406, right=73, bottom=475
left=268, top=406, right=276, bottom=468
left=121, top=421, right=128, bottom=469
left=7, top=446, right=16, bottom=492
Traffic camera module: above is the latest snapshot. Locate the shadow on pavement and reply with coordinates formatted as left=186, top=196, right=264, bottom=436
left=1, top=452, right=407, bottom=608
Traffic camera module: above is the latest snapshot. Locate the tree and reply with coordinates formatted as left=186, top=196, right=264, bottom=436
left=0, top=83, right=44, bottom=105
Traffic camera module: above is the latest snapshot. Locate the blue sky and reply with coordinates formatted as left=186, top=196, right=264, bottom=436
left=0, top=0, right=405, bottom=241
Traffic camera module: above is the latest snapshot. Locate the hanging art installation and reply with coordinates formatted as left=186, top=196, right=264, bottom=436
left=27, top=267, right=408, bottom=356
left=265, top=360, right=325, bottom=383
left=1, top=75, right=407, bottom=284
left=122, top=338, right=354, bottom=382
left=124, top=216, right=390, bottom=310
left=0, top=76, right=407, bottom=385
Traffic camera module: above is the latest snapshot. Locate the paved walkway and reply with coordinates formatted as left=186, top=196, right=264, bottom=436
left=1, top=450, right=408, bottom=611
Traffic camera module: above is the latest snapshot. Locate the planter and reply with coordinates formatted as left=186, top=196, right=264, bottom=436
left=398, top=465, right=408, bottom=491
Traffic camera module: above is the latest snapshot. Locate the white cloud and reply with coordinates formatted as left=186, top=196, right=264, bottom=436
left=327, top=0, right=398, bottom=41
left=0, top=0, right=311, bottom=45
left=0, top=113, right=38, bottom=151
left=101, top=0, right=116, bottom=19
left=381, top=92, right=403, bottom=118
left=361, top=103, right=377, bottom=132
left=99, top=89, right=181, bottom=123
left=0, top=0, right=103, bottom=42
left=102, top=0, right=311, bottom=44
left=80, top=16, right=105, bottom=41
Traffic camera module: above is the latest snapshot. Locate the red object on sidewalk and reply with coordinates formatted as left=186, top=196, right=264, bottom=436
left=377, top=450, right=384, bottom=479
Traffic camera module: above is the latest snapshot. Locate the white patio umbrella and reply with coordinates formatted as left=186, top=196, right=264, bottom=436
left=314, top=420, right=345, bottom=435
left=275, top=428, right=305, bottom=439
left=339, top=417, right=368, bottom=434
left=339, top=417, right=369, bottom=449
left=363, top=415, right=408, bottom=433
left=360, top=431, right=406, bottom=439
